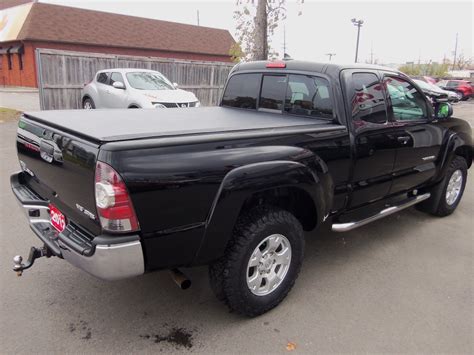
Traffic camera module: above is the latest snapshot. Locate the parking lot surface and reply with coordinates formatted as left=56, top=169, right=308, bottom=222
left=0, top=102, right=473, bottom=354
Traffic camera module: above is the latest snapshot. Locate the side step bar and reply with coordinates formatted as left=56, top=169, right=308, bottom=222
left=332, top=193, right=431, bottom=232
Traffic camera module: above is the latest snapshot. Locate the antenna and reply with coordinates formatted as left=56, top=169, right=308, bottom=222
left=283, top=25, right=287, bottom=56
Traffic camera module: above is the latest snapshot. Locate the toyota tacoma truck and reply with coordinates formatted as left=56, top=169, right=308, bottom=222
left=11, top=60, right=472, bottom=317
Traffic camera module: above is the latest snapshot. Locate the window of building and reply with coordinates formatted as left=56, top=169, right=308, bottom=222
left=18, top=53, right=24, bottom=70
left=352, top=73, right=387, bottom=124
left=284, top=75, right=333, bottom=118
left=7, top=53, right=12, bottom=70
left=384, top=76, right=427, bottom=121
left=221, top=73, right=261, bottom=110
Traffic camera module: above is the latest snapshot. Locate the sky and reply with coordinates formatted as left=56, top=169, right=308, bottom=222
left=41, top=0, right=473, bottom=65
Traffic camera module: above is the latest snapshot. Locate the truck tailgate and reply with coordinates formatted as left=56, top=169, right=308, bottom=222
left=16, top=116, right=101, bottom=235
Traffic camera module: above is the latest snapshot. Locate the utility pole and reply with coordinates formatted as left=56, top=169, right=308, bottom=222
left=197, top=10, right=200, bottom=26
left=351, top=18, right=364, bottom=63
left=253, top=0, right=268, bottom=60
left=452, top=33, right=458, bottom=70
left=370, top=43, right=374, bottom=64
left=325, top=53, right=336, bottom=61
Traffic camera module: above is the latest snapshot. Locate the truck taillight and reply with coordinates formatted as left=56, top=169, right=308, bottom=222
left=95, top=161, right=139, bottom=233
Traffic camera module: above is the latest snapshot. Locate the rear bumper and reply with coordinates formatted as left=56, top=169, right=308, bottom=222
left=11, top=172, right=145, bottom=280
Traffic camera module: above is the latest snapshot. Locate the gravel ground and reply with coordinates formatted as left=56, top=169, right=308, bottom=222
left=0, top=101, right=472, bottom=354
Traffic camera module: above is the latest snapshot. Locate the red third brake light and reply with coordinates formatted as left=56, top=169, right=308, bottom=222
left=95, top=161, right=139, bottom=233
left=266, top=60, right=286, bottom=68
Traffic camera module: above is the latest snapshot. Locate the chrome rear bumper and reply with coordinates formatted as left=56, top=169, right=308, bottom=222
left=11, top=172, right=145, bottom=281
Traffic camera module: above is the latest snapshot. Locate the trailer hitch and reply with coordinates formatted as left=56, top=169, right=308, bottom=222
left=13, top=245, right=52, bottom=276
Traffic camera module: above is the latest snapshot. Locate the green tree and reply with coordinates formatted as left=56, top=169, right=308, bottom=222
left=399, top=63, right=449, bottom=78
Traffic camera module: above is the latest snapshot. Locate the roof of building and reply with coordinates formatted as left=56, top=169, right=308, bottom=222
left=3, top=2, right=235, bottom=57
left=0, top=0, right=34, bottom=11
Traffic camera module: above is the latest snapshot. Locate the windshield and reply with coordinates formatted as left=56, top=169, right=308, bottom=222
left=126, top=72, right=174, bottom=90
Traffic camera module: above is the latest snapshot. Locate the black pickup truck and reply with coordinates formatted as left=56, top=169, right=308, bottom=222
left=11, top=60, right=472, bottom=317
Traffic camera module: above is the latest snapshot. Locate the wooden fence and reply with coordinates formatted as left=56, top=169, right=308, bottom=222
left=35, top=48, right=234, bottom=110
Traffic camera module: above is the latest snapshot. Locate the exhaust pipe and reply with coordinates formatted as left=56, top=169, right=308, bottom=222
left=169, top=268, right=191, bottom=290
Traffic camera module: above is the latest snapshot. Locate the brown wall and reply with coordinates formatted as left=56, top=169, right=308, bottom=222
left=0, top=40, right=233, bottom=88
left=0, top=42, right=37, bottom=87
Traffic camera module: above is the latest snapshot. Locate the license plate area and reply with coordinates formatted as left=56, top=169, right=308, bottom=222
left=49, top=204, right=67, bottom=233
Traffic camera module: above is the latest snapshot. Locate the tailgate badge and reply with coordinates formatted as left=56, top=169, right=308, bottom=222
left=76, top=203, right=96, bottom=220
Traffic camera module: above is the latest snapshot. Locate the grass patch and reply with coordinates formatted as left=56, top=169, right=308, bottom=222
left=0, top=107, right=21, bottom=123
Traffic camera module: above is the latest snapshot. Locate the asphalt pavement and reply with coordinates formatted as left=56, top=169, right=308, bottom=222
left=0, top=102, right=473, bottom=354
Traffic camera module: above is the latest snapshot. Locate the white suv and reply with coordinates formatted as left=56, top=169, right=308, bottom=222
left=82, top=69, right=200, bottom=109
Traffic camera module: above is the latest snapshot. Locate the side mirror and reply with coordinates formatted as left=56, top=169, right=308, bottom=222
left=112, top=81, right=126, bottom=90
left=173, top=82, right=179, bottom=89
left=436, top=102, right=453, bottom=119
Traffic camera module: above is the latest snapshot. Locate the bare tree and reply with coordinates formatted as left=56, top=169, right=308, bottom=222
left=234, top=0, right=303, bottom=61
left=455, top=53, right=472, bottom=70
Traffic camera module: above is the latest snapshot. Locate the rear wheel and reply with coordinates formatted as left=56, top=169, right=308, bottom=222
left=209, top=206, right=305, bottom=317
left=416, top=156, right=467, bottom=216
left=83, top=97, right=95, bottom=109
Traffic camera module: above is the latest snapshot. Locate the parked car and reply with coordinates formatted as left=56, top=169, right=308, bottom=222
left=82, top=69, right=200, bottom=109
left=413, top=79, right=461, bottom=103
left=12, top=61, right=472, bottom=317
left=436, top=79, right=473, bottom=100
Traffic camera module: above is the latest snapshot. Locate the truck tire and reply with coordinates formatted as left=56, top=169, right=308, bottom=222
left=209, top=206, right=305, bottom=317
left=416, top=156, right=467, bottom=217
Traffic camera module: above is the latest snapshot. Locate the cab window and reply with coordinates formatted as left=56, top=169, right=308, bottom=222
left=351, top=73, right=387, bottom=124
left=384, top=76, right=427, bottom=121
left=259, top=75, right=287, bottom=111
left=221, top=73, right=260, bottom=110
left=284, top=75, right=333, bottom=118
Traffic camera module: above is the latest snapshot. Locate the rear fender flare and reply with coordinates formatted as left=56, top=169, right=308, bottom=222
left=194, top=160, right=329, bottom=264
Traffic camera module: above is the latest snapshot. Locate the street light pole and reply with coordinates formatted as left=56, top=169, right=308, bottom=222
left=351, top=18, right=364, bottom=63
left=325, top=53, right=336, bottom=61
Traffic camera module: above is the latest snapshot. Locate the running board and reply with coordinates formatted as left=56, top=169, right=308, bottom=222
left=332, top=193, right=431, bottom=232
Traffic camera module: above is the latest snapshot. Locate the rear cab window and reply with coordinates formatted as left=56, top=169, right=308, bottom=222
left=221, top=73, right=260, bottom=109
left=221, top=72, right=334, bottom=120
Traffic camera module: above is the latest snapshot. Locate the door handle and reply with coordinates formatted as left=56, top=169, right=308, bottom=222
left=397, top=136, right=410, bottom=144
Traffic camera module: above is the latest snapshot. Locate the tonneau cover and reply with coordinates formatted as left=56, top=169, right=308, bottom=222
left=24, top=107, right=335, bottom=143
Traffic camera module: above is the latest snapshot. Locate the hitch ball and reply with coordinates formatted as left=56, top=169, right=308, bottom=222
left=13, top=255, right=24, bottom=276
left=12, top=246, right=52, bottom=277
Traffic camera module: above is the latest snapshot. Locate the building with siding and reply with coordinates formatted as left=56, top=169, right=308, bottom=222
left=0, top=1, right=236, bottom=87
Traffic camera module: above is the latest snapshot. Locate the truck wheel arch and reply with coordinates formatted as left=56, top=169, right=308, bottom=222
left=193, top=160, right=329, bottom=265
left=437, top=132, right=472, bottom=183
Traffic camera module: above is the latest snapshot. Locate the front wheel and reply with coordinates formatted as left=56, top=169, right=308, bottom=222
left=209, top=206, right=305, bottom=317
left=83, top=97, right=95, bottom=109
left=416, top=156, right=468, bottom=216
